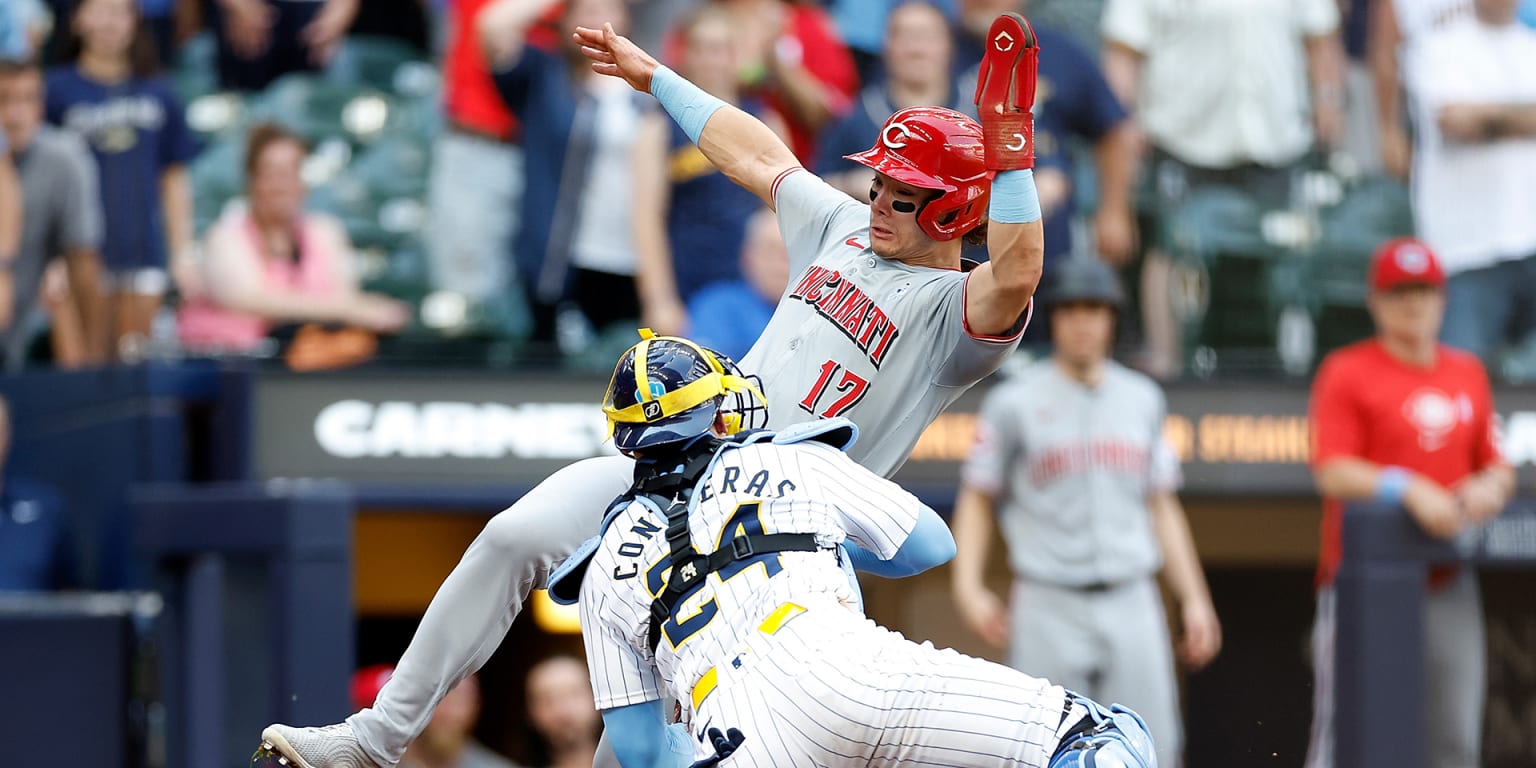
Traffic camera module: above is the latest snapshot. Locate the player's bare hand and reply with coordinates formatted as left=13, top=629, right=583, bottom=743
left=1454, top=475, right=1505, bottom=525
left=573, top=23, right=659, bottom=93
left=955, top=588, right=1010, bottom=649
left=1177, top=598, right=1221, bottom=671
left=1403, top=477, right=1462, bottom=540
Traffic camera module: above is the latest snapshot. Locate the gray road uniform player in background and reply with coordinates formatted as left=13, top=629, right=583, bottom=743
left=950, top=257, right=1222, bottom=768
left=258, top=11, right=1048, bottom=768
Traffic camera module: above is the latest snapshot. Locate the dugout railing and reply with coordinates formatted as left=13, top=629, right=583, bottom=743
left=1336, top=498, right=1536, bottom=768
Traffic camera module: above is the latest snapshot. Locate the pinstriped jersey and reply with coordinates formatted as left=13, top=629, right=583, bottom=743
left=740, top=170, right=1028, bottom=478
left=577, top=437, right=924, bottom=714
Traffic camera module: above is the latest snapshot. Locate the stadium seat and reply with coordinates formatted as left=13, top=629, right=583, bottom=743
left=326, top=36, right=429, bottom=95
left=189, top=136, right=247, bottom=232
left=349, top=134, right=431, bottom=199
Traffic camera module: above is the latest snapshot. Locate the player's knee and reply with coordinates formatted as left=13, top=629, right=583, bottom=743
left=477, top=503, right=553, bottom=560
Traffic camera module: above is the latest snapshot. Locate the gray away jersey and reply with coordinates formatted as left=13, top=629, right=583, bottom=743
left=740, top=170, right=1028, bottom=478
left=963, top=360, right=1180, bottom=585
left=576, top=438, right=923, bottom=717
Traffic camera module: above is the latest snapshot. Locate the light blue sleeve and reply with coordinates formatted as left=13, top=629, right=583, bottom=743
left=601, top=701, right=693, bottom=768
left=841, top=505, right=955, bottom=577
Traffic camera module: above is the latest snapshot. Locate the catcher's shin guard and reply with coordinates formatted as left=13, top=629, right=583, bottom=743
left=973, top=12, right=1039, bottom=172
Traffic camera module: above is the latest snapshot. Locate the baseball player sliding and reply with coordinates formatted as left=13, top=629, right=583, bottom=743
left=556, top=333, right=1157, bottom=768
left=259, top=12, right=1047, bottom=768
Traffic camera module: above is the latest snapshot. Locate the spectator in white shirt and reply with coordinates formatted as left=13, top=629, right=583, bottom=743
left=1101, top=0, right=1346, bottom=378
left=1402, top=0, right=1536, bottom=374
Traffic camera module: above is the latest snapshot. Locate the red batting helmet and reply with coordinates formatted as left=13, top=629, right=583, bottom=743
left=844, top=106, right=990, bottom=242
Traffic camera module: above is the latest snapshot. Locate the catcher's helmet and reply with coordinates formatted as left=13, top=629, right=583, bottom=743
left=602, top=330, right=767, bottom=452
left=844, top=106, right=990, bottom=242
left=1045, top=256, right=1124, bottom=309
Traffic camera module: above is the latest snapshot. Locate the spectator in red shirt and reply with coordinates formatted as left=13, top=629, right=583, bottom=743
left=1304, top=237, right=1514, bottom=768
left=427, top=0, right=527, bottom=305
left=714, top=0, right=858, bottom=164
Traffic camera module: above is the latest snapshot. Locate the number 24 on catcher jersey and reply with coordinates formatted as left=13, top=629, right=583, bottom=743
left=576, top=437, right=926, bottom=714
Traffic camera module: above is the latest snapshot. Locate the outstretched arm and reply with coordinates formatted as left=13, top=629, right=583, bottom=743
left=964, top=14, right=1046, bottom=337
left=574, top=23, right=801, bottom=209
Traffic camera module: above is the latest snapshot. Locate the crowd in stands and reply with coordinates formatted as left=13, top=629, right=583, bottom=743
left=1, top=0, right=1535, bottom=380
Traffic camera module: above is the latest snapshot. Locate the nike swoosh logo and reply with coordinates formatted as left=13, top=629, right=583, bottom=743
left=845, top=237, right=866, bottom=249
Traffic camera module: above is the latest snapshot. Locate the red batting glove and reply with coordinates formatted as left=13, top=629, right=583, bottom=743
left=973, top=13, right=1039, bottom=172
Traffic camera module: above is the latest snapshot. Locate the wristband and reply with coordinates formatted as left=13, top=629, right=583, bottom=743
left=1375, top=466, right=1411, bottom=506
left=988, top=169, right=1041, bottom=224
left=650, top=65, right=728, bottom=145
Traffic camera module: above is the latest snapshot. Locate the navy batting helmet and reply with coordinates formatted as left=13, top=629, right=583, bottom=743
left=602, top=330, right=767, bottom=452
left=1045, top=257, right=1124, bottom=309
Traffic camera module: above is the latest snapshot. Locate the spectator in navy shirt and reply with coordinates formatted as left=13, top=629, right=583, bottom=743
left=48, top=0, right=197, bottom=361
left=483, top=0, right=644, bottom=350
left=630, top=4, right=786, bottom=337
left=955, top=0, right=1137, bottom=267
left=689, top=208, right=790, bottom=360
left=206, top=0, right=360, bottom=92
left=0, top=395, right=73, bottom=592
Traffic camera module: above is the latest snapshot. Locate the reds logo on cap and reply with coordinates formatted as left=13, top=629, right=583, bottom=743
left=882, top=121, right=915, bottom=150
left=1395, top=245, right=1429, bottom=274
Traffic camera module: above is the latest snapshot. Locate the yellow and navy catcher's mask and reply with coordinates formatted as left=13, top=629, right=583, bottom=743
left=602, top=330, right=768, bottom=452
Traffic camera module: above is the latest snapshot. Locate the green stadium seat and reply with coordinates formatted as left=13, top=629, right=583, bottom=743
left=326, top=36, right=429, bottom=95
left=349, top=135, right=430, bottom=198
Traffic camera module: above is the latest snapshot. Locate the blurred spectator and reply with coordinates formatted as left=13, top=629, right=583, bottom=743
left=817, top=0, right=965, bottom=199
left=1399, top=0, right=1536, bottom=372
left=1021, top=0, right=1104, bottom=52
left=47, top=0, right=196, bottom=361
left=0, top=58, right=106, bottom=370
left=428, top=0, right=525, bottom=304
left=1101, top=0, right=1345, bottom=378
left=0, top=0, right=51, bottom=61
left=482, top=0, right=643, bottom=349
left=717, top=0, right=859, bottom=164
left=631, top=5, right=785, bottom=337
left=524, top=656, right=599, bottom=768
left=0, top=394, right=74, bottom=591
left=1305, top=237, right=1512, bottom=768
left=951, top=257, right=1220, bottom=768
left=689, top=207, right=789, bottom=360
left=955, top=0, right=1137, bottom=267
left=177, top=123, right=409, bottom=353
left=0, top=137, right=15, bottom=338
left=1368, top=0, right=1475, bottom=181
left=205, top=0, right=359, bottom=91
left=352, top=665, right=521, bottom=768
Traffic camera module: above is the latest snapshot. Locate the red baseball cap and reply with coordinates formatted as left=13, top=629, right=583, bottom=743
left=351, top=664, right=394, bottom=711
left=1370, top=237, right=1445, bottom=291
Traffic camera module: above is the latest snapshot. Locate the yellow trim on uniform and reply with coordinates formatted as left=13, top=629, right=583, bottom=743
left=758, top=602, right=806, bottom=635
left=689, top=603, right=809, bottom=711
left=691, top=666, right=719, bottom=710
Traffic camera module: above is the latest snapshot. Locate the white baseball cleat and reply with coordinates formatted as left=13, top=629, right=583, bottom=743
left=256, top=722, right=383, bottom=768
